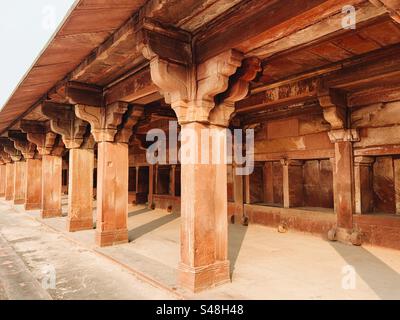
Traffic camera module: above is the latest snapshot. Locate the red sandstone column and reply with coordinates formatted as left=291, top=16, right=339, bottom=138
left=148, top=165, right=154, bottom=207
left=232, top=163, right=244, bottom=222
left=41, top=155, right=62, bottom=218
left=333, top=141, right=354, bottom=229
left=395, top=158, right=400, bottom=215
left=281, top=159, right=304, bottom=208
left=75, top=103, right=143, bottom=247
left=5, top=163, right=15, bottom=201
left=178, top=123, right=230, bottom=292
left=13, top=161, right=26, bottom=205
left=96, top=142, right=129, bottom=246
left=67, top=148, right=94, bottom=231
left=0, top=165, right=6, bottom=197
left=25, top=158, right=42, bottom=210
left=170, top=165, right=176, bottom=196
left=263, top=162, right=274, bottom=203
left=354, top=156, right=375, bottom=214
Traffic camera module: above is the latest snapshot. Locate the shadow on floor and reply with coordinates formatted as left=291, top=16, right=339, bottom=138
left=128, top=207, right=152, bottom=218
left=228, top=223, right=248, bottom=278
left=330, top=242, right=400, bottom=299
left=128, top=213, right=179, bottom=242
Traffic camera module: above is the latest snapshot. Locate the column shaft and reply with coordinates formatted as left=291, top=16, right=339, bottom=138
left=333, top=141, right=354, bottom=229
left=41, top=155, right=62, bottom=218
left=354, top=157, right=374, bottom=214
left=96, top=142, right=128, bottom=247
left=395, top=158, right=400, bottom=215
left=25, top=158, right=42, bottom=210
left=148, top=165, right=154, bottom=207
left=178, top=123, right=230, bottom=292
left=67, top=148, right=94, bottom=232
left=5, top=163, right=15, bottom=201
left=0, top=165, right=6, bottom=197
left=282, top=160, right=304, bottom=208
left=13, top=161, right=26, bottom=204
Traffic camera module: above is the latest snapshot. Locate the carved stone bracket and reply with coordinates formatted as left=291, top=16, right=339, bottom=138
left=42, top=101, right=88, bottom=149
left=115, top=105, right=144, bottom=143
left=210, top=57, right=262, bottom=127
left=0, top=137, right=22, bottom=162
left=318, top=89, right=360, bottom=143
left=318, top=94, right=346, bottom=130
left=139, top=22, right=260, bottom=126
left=75, top=102, right=129, bottom=142
left=8, top=131, right=36, bottom=159
left=20, top=120, right=61, bottom=156
left=144, top=49, right=245, bottom=124
left=0, top=149, right=11, bottom=163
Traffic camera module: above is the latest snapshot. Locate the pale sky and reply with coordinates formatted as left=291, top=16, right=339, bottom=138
left=0, top=0, right=76, bottom=109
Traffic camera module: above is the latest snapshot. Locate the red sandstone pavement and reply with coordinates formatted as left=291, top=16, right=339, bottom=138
left=2, top=199, right=400, bottom=299
left=0, top=200, right=175, bottom=300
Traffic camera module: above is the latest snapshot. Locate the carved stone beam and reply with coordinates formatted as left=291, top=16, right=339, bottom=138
left=41, top=101, right=87, bottom=149
left=209, top=57, right=262, bottom=127
left=75, top=102, right=129, bottom=143
left=0, top=137, right=22, bottom=162
left=65, top=81, right=103, bottom=106
left=115, top=105, right=145, bottom=143
left=8, top=130, right=36, bottom=159
left=20, top=120, right=58, bottom=156
left=370, top=0, right=400, bottom=23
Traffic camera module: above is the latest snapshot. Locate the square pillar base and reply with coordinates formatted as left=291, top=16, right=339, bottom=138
left=0, top=193, right=5, bottom=198
left=41, top=209, right=62, bottom=219
left=67, top=218, right=94, bottom=232
left=328, top=227, right=362, bottom=246
left=25, top=203, right=41, bottom=211
left=178, top=260, right=230, bottom=293
left=96, top=229, right=128, bottom=247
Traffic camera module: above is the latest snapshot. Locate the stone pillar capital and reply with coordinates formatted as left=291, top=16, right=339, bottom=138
left=41, top=101, right=88, bottom=149
left=141, top=24, right=261, bottom=126
left=20, top=120, right=64, bottom=156
left=8, top=130, right=36, bottom=159
left=115, top=105, right=144, bottom=144
left=0, top=137, right=22, bottom=162
left=328, top=128, right=360, bottom=143
left=280, top=159, right=304, bottom=166
left=75, top=102, right=128, bottom=143
left=354, top=156, right=375, bottom=166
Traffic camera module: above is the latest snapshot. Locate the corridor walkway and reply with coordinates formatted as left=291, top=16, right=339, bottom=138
left=1, top=199, right=400, bottom=299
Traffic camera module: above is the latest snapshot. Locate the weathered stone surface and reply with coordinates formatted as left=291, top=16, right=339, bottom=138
left=96, top=142, right=129, bottom=247
left=67, top=148, right=94, bottom=232
left=41, top=155, right=62, bottom=218
left=25, top=159, right=42, bottom=210
left=13, top=161, right=26, bottom=205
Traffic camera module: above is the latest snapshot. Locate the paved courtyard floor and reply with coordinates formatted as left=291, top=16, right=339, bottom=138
left=1, top=198, right=400, bottom=299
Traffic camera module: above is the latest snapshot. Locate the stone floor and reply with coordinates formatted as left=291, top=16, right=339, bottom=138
left=1, top=198, right=400, bottom=299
